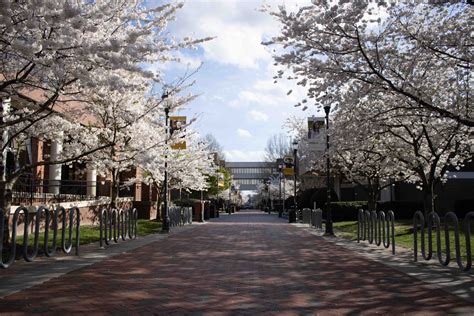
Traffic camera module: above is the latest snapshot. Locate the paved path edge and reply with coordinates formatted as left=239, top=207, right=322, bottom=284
left=293, top=223, right=474, bottom=304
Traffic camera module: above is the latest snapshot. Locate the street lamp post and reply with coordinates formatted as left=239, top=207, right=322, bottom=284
left=278, top=163, right=283, bottom=217
left=228, top=176, right=233, bottom=214
left=161, top=91, right=170, bottom=233
left=266, top=178, right=271, bottom=213
left=263, top=179, right=268, bottom=212
left=324, top=97, right=334, bottom=236
left=290, top=140, right=298, bottom=223
left=216, top=170, right=221, bottom=216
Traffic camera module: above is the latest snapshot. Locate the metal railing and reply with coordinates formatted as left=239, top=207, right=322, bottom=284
left=0, top=206, right=80, bottom=269
left=169, top=207, right=193, bottom=227
left=99, top=208, right=137, bottom=248
left=12, top=177, right=135, bottom=205
left=358, top=209, right=395, bottom=255
left=413, top=211, right=473, bottom=272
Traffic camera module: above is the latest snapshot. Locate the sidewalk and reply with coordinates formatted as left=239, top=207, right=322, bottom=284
left=0, top=222, right=202, bottom=298
left=0, top=210, right=473, bottom=314
left=295, top=222, right=474, bottom=304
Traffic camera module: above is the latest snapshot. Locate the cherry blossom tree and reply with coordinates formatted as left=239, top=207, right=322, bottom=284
left=136, top=127, right=216, bottom=220
left=363, top=93, right=473, bottom=215
left=267, top=1, right=473, bottom=214
left=265, top=1, right=472, bottom=126
left=329, top=89, right=472, bottom=214
left=0, top=1, right=211, bottom=212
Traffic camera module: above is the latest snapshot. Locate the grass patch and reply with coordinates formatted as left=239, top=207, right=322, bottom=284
left=332, top=220, right=474, bottom=261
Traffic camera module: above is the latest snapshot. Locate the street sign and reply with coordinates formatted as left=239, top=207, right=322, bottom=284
left=283, top=155, right=294, bottom=165
left=283, top=167, right=294, bottom=176
left=283, top=155, right=295, bottom=176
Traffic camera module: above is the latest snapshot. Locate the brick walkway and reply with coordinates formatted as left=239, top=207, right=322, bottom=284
left=0, top=210, right=473, bottom=314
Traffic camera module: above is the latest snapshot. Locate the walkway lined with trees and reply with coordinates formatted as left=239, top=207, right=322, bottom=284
left=0, top=210, right=472, bottom=314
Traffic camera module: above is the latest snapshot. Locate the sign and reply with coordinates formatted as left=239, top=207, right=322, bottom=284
left=169, top=116, right=186, bottom=150
left=308, top=116, right=326, bottom=151
left=283, top=155, right=295, bottom=176
left=308, top=116, right=325, bottom=140
left=282, top=167, right=294, bottom=176
left=283, top=155, right=294, bottom=165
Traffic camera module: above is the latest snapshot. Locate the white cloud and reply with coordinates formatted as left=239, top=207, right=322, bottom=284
left=248, top=110, right=269, bottom=122
left=168, top=0, right=294, bottom=69
left=150, top=0, right=315, bottom=164
left=224, top=149, right=265, bottom=162
left=237, top=128, right=252, bottom=138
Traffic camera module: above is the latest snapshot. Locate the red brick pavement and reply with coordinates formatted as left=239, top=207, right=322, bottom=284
left=0, top=210, right=473, bottom=315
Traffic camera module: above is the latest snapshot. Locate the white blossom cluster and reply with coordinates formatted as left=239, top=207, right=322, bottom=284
left=268, top=1, right=473, bottom=212
left=0, top=1, right=215, bottom=207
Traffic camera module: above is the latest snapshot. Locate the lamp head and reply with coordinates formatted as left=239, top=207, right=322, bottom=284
left=292, top=140, right=298, bottom=151
left=323, top=105, right=331, bottom=116
left=323, top=94, right=332, bottom=116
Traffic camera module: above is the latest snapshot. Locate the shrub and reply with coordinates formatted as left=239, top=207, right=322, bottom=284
left=327, top=201, right=367, bottom=222
left=453, top=199, right=474, bottom=218
left=377, top=201, right=423, bottom=219
left=173, top=198, right=201, bottom=207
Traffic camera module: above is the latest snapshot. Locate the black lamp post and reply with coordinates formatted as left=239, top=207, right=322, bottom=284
left=161, top=91, right=170, bottom=233
left=216, top=170, right=221, bottom=214
left=291, top=140, right=298, bottom=222
left=278, top=163, right=283, bottom=217
left=228, top=176, right=233, bottom=214
left=263, top=178, right=269, bottom=213
left=323, top=97, right=334, bottom=236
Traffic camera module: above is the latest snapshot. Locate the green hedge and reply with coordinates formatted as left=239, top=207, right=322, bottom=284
left=326, top=201, right=367, bottom=222
left=173, top=198, right=201, bottom=207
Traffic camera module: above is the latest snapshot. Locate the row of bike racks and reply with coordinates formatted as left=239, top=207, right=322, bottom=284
left=357, top=209, right=396, bottom=255
left=99, top=208, right=138, bottom=248
left=413, top=211, right=474, bottom=272
left=0, top=206, right=80, bottom=269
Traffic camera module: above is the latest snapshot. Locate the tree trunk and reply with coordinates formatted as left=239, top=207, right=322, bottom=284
left=110, top=169, right=119, bottom=209
left=366, top=178, right=379, bottom=212
left=422, top=182, right=436, bottom=217
left=367, top=189, right=377, bottom=211
left=1, top=180, right=13, bottom=246
left=155, top=184, right=163, bottom=221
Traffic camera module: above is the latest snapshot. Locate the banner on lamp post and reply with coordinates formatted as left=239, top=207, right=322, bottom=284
left=283, top=155, right=295, bottom=176
left=169, top=116, right=186, bottom=150
left=308, top=116, right=326, bottom=151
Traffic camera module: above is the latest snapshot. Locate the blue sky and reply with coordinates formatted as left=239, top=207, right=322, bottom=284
left=152, top=0, right=324, bottom=161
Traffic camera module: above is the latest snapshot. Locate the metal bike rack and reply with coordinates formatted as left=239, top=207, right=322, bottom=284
left=99, top=208, right=137, bottom=248
left=358, top=209, right=395, bottom=254
left=413, top=211, right=473, bottom=272
left=0, top=206, right=80, bottom=269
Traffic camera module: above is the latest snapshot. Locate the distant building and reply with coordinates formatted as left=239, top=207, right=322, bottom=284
left=225, top=161, right=278, bottom=191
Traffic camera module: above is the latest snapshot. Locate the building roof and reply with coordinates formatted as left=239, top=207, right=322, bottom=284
left=225, top=161, right=276, bottom=168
